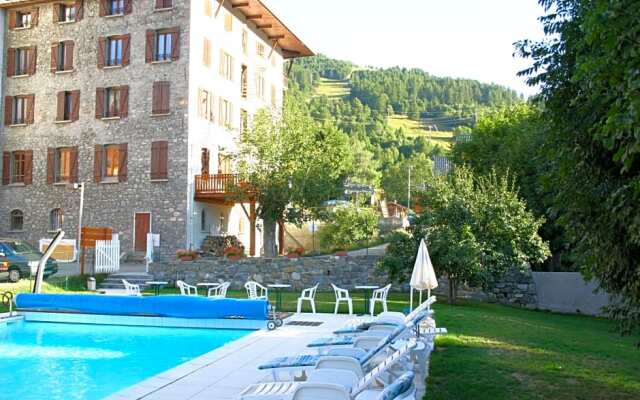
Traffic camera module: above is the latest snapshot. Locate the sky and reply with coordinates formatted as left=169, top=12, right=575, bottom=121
left=266, top=0, right=547, bottom=97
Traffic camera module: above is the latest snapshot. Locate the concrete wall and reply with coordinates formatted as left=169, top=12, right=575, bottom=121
left=532, top=272, right=610, bottom=316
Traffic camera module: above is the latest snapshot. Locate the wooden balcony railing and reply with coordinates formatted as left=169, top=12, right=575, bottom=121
left=195, top=174, right=241, bottom=194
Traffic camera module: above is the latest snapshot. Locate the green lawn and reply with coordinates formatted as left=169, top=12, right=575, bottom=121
left=387, top=114, right=455, bottom=149
left=1, top=281, right=638, bottom=399
left=315, top=77, right=351, bottom=99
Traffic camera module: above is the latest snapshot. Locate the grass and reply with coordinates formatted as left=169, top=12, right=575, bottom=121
left=388, top=114, right=455, bottom=149
left=315, top=77, right=351, bottom=99
left=1, top=281, right=638, bottom=399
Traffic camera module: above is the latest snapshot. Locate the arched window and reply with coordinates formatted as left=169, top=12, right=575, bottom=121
left=200, top=209, right=207, bottom=232
left=10, top=210, right=23, bottom=231
left=50, top=208, right=64, bottom=232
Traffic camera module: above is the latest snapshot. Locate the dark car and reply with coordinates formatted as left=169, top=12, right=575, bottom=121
left=0, top=239, right=59, bottom=283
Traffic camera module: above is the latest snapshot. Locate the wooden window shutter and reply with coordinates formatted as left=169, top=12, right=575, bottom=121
left=122, top=35, right=131, bottom=66
left=162, top=82, right=170, bottom=114
left=95, top=87, right=104, bottom=118
left=118, top=143, right=128, bottom=182
left=155, top=0, right=164, bottom=9
left=119, top=86, right=129, bottom=118
left=71, top=90, right=80, bottom=121
left=31, top=8, right=39, bottom=26
left=47, top=148, right=55, bottom=184
left=2, top=152, right=11, bottom=185
left=69, top=147, right=79, bottom=183
left=25, top=95, right=35, bottom=124
left=170, top=28, right=180, bottom=60
left=75, top=0, right=84, bottom=21
left=219, top=49, right=225, bottom=75
left=64, top=41, right=74, bottom=71
left=50, top=43, right=59, bottom=72
left=6, top=48, right=15, bottom=77
left=124, top=0, right=132, bottom=15
left=97, top=37, right=106, bottom=68
left=94, top=145, right=102, bottom=183
left=151, top=141, right=168, bottom=180
left=27, top=46, right=37, bottom=76
left=204, top=0, right=212, bottom=17
left=4, top=97, right=12, bottom=126
left=145, top=30, right=154, bottom=63
left=53, top=4, right=60, bottom=22
left=23, top=150, right=33, bottom=185
left=98, top=0, right=107, bottom=17
left=56, top=91, right=65, bottom=121
left=152, top=82, right=160, bottom=114
left=7, top=11, right=16, bottom=30
left=203, top=38, right=210, bottom=67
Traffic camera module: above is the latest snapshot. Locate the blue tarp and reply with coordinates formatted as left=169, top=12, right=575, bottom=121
left=15, top=294, right=269, bottom=320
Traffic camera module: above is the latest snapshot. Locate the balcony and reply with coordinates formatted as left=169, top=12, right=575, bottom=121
left=195, top=174, right=254, bottom=203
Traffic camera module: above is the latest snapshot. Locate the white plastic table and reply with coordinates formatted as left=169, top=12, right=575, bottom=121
left=197, top=282, right=221, bottom=296
left=267, top=284, right=292, bottom=310
left=147, top=281, right=168, bottom=296
left=355, top=285, right=380, bottom=315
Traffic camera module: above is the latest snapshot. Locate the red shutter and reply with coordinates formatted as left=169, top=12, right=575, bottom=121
left=23, top=150, right=33, bottom=185
left=69, top=147, right=79, bottom=183
left=122, top=35, right=131, bottom=66
left=124, top=0, right=132, bottom=15
left=97, top=38, right=106, bottom=68
left=6, top=48, right=14, bottom=77
left=7, top=11, right=16, bottom=30
left=4, top=97, right=12, bottom=126
left=118, top=143, right=128, bottom=182
left=50, top=43, right=59, bottom=72
left=47, top=148, right=55, bottom=184
left=28, top=46, right=37, bottom=75
left=31, top=8, right=39, bottom=26
left=71, top=90, right=80, bottom=121
left=75, top=0, right=84, bottom=21
left=56, top=91, right=65, bottom=121
left=2, top=152, right=11, bottom=185
left=94, top=145, right=102, bottom=183
left=98, top=0, right=107, bottom=17
left=170, top=28, right=180, bottom=61
left=145, top=30, right=154, bottom=63
left=119, top=86, right=129, bottom=118
left=25, top=95, right=35, bottom=124
left=95, top=88, right=104, bottom=118
left=53, top=4, right=60, bottom=22
left=151, top=141, right=168, bottom=180
left=64, top=41, right=74, bottom=71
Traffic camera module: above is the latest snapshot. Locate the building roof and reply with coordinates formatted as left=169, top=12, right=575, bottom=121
left=0, top=0, right=314, bottom=59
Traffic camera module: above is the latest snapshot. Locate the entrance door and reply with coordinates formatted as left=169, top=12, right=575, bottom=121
left=134, top=213, right=151, bottom=252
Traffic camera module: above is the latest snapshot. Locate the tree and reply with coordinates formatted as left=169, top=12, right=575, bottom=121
left=318, top=205, right=379, bottom=251
left=381, top=153, right=434, bottom=207
left=347, top=137, right=381, bottom=187
left=238, top=95, right=352, bottom=257
left=517, top=0, right=640, bottom=336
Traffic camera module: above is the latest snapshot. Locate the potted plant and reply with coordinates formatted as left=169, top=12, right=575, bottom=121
left=224, top=246, right=245, bottom=261
left=286, top=247, right=305, bottom=259
left=176, top=249, right=198, bottom=262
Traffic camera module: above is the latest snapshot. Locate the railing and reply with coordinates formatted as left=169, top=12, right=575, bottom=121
left=1, top=291, right=14, bottom=317
left=195, top=174, right=242, bottom=194
left=95, top=234, right=120, bottom=274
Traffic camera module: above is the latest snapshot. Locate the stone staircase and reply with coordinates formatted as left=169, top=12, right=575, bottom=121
left=98, top=272, right=154, bottom=290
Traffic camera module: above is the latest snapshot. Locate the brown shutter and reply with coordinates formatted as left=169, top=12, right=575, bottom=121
left=152, top=82, right=160, bottom=114
left=50, top=43, right=59, bottom=72
left=4, top=97, right=12, bottom=126
left=170, top=28, right=180, bottom=60
left=64, top=41, right=74, bottom=71
left=118, top=143, right=128, bottom=182
left=162, top=82, right=170, bottom=114
left=97, top=37, right=106, bottom=68
left=69, top=147, right=78, bottom=183
left=151, top=141, right=168, bottom=180
left=75, top=0, right=84, bottom=21
left=124, top=0, right=132, bottom=15
left=145, top=30, right=154, bottom=63
left=2, top=152, right=11, bottom=185
left=6, top=48, right=14, bottom=77
left=203, top=38, right=210, bottom=67
left=8, top=11, right=16, bottom=30
left=27, top=46, right=37, bottom=75
left=119, top=86, right=129, bottom=118
left=53, top=4, right=60, bottom=23
left=23, top=150, right=33, bottom=185
left=95, top=88, right=104, bottom=118
left=47, top=148, right=55, bottom=184
left=31, top=8, right=39, bottom=26
left=56, top=91, right=65, bottom=121
left=94, top=145, right=102, bottom=183
left=71, top=90, right=80, bottom=121
left=204, top=0, right=212, bottom=17
left=122, top=35, right=131, bottom=66
left=98, top=0, right=107, bottom=16
left=25, top=94, right=35, bottom=124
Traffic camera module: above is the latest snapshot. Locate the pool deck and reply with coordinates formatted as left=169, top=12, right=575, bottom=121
left=103, top=313, right=358, bottom=400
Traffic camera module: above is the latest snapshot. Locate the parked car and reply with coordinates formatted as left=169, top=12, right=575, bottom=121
left=0, top=239, right=59, bottom=283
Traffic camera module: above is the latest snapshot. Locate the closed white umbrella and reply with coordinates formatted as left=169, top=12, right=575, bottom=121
left=409, top=238, right=439, bottom=310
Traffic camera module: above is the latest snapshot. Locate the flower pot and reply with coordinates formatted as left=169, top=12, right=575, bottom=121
left=286, top=253, right=299, bottom=259
left=335, top=251, right=348, bottom=257
left=179, top=255, right=194, bottom=262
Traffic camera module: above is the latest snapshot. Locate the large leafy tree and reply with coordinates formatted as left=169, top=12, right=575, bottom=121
left=238, top=95, right=352, bottom=257
left=517, top=0, right=640, bottom=335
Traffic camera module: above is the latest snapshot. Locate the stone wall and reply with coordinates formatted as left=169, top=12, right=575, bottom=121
left=486, top=267, right=538, bottom=309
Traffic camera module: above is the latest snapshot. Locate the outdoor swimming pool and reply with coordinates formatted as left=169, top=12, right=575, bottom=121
left=0, top=319, right=252, bottom=400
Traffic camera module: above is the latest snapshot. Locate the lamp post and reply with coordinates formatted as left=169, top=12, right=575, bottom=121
left=74, top=183, right=85, bottom=274
left=407, top=165, right=412, bottom=210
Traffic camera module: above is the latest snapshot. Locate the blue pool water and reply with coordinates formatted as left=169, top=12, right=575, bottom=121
left=0, top=320, right=251, bottom=400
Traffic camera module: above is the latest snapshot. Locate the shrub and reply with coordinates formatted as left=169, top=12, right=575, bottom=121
left=319, top=205, right=379, bottom=251
left=223, top=246, right=245, bottom=258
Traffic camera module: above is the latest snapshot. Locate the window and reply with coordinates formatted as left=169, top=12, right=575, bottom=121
left=201, top=148, right=210, bottom=175
left=4, top=95, right=34, bottom=126
left=152, top=82, right=170, bottom=115
left=96, top=86, right=128, bottom=119
left=50, top=209, right=64, bottom=232
left=256, top=43, right=265, bottom=58
left=204, top=0, right=212, bottom=17
left=55, top=90, right=79, bottom=122
left=224, top=13, right=233, bottom=32
left=7, top=47, right=36, bottom=77
left=105, top=88, right=120, bottom=117
left=12, top=97, right=27, bottom=125
left=52, top=41, right=74, bottom=72
left=156, top=0, right=172, bottom=9
left=58, top=4, right=76, bottom=22
left=255, top=71, right=265, bottom=99
left=146, top=28, right=179, bottom=62
left=150, top=141, right=168, bottom=180
left=2, top=151, right=32, bottom=186
left=108, top=0, right=125, bottom=15
left=220, top=51, right=234, bottom=81
left=107, top=37, right=123, bottom=66
left=16, top=11, right=32, bottom=28
left=98, top=35, right=129, bottom=68
left=203, top=38, right=211, bottom=67
left=242, top=30, right=248, bottom=55
left=105, top=145, right=121, bottom=178
left=198, top=89, right=213, bottom=121
left=240, top=109, right=248, bottom=134
left=156, top=32, right=172, bottom=61
left=240, top=65, right=248, bottom=98
left=94, top=144, right=127, bottom=183
left=14, top=48, right=28, bottom=76
left=218, top=153, right=232, bottom=174
left=11, top=152, right=26, bottom=183
left=201, top=210, right=207, bottom=232
left=55, top=148, right=73, bottom=182
left=10, top=210, right=23, bottom=231
left=219, top=98, right=233, bottom=129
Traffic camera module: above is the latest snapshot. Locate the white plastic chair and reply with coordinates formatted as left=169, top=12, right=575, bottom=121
left=245, top=281, right=268, bottom=300
left=176, top=280, right=198, bottom=296
left=296, top=283, right=319, bottom=314
left=331, top=284, right=353, bottom=315
left=122, top=279, right=141, bottom=296
left=208, top=282, right=230, bottom=299
left=370, top=284, right=392, bottom=316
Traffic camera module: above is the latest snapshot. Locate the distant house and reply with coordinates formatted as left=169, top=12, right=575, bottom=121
left=432, top=156, right=453, bottom=176
left=455, top=134, right=473, bottom=143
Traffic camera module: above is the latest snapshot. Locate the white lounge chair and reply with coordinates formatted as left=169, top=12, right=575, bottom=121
left=176, top=280, right=198, bottom=296
left=245, top=281, right=268, bottom=300
left=208, top=282, right=230, bottom=299
left=370, top=284, right=391, bottom=316
left=297, top=283, right=319, bottom=314
left=122, top=279, right=141, bottom=296
left=332, top=284, right=353, bottom=315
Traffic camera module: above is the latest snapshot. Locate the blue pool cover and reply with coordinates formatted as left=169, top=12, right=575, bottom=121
left=15, top=294, right=269, bottom=320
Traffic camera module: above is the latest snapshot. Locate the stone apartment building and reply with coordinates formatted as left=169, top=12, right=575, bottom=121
left=0, top=0, right=313, bottom=260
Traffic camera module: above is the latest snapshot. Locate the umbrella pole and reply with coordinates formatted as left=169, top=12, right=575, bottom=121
left=409, top=289, right=414, bottom=312
left=419, top=290, right=423, bottom=306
